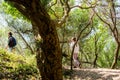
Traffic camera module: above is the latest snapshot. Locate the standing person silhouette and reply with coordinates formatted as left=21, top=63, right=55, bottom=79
left=69, top=37, right=80, bottom=68
left=6, top=32, right=17, bottom=52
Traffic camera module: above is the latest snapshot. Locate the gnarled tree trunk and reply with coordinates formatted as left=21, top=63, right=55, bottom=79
left=34, top=19, right=62, bottom=80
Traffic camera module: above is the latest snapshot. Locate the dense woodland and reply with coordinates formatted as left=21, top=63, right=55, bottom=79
left=0, top=0, right=120, bottom=80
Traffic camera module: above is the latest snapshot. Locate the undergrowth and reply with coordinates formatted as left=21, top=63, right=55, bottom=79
left=0, top=48, right=39, bottom=79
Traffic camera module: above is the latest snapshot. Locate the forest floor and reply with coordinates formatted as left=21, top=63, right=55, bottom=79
left=63, top=67, right=120, bottom=80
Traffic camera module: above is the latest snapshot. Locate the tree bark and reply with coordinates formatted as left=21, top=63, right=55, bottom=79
left=35, top=20, right=62, bottom=80
left=28, top=6, right=63, bottom=80
left=93, top=34, right=98, bottom=68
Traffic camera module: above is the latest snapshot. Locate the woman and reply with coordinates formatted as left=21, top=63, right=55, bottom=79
left=70, top=38, right=80, bottom=68
left=69, top=37, right=80, bottom=68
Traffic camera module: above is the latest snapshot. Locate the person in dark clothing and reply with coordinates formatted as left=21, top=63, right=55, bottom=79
left=6, top=32, right=17, bottom=52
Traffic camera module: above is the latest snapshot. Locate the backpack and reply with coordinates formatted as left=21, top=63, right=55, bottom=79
left=8, top=36, right=17, bottom=47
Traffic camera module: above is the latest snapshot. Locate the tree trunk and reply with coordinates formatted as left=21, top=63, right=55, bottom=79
left=111, top=43, right=120, bottom=69
left=17, top=30, right=35, bottom=54
left=93, top=35, right=98, bottom=68
left=29, top=3, right=62, bottom=79
left=31, top=17, right=62, bottom=80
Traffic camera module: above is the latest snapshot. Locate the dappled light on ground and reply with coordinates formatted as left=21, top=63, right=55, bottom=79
left=63, top=67, right=120, bottom=80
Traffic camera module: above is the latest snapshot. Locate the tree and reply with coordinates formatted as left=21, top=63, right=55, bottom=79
left=93, top=0, right=120, bottom=68
left=5, top=0, right=62, bottom=80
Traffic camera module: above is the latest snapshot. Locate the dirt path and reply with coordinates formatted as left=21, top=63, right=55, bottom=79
left=63, top=68, right=120, bottom=80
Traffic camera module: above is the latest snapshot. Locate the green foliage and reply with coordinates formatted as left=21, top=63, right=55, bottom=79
left=0, top=48, right=38, bottom=79
left=64, top=9, right=90, bottom=38
left=48, top=3, right=63, bottom=19
left=2, top=2, right=27, bottom=20
left=69, top=0, right=75, bottom=5
left=68, top=9, right=89, bottom=28
left=41, top=0, right=51, bottom=6
left=81, top=22, right=116, bottom=68
left=97, top=41, right=115, bottom=67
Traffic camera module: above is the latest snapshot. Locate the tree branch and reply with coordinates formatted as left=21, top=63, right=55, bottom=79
left=48, top=0, right=57, bottom=8
left=57, top=1, right=97, bottom=27
left=58, top=0, right=70, bottom=26
left=13, top=3, right=30, bottom=19
left=71, top=4, right=97, bottom=9
left=92, top=8, right=113, bottom=31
